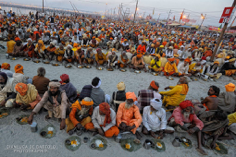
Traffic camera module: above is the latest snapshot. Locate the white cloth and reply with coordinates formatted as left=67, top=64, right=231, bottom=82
left=150, top=98, right=162, bottom=110
left=178, top=62, right=189, bottom=74
left=165, top=50, right=173, bottom=58
left=142, top=106, right=167, bottom=132
left=0, top=69, right=13, bottom=78
left=92, top=106, right=116, bottom=132
left=0, top=77, right=14, bottom=102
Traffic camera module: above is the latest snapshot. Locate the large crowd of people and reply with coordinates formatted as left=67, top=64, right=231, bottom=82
left=0, top=9, right=236, bottom=155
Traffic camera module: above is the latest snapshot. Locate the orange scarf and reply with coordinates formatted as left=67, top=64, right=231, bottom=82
left=179, top=84, right=189, bottom=95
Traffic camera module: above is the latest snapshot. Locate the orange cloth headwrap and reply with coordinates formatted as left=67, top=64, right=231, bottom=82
left=126, top=92, right=137, bottom=102
left=137, top=54, right=142, bottom=58
left=225, top=83, right=235, bottom=92
left=168, top=58, right=175, bottom=62
left=15, top=83, right=28, bottom=96
left=1, top=63, right=10, bottom=69
left=14, top=64, right=24, bottom=74
left=150, top=81, right=159, bottom=90
left=99, top=102, right=111, bottom=127
left=81, top=99, right=94, bottom=106
left=184, top=58, right=190, bottom=63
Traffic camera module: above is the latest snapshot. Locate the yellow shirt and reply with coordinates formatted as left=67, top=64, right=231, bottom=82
left=150, top=59, right=161, bottom=69
left=7, top=40, right=16, bottom=53
left=159, top=85, right=183, bottom=106
left=164, top=62, right=178, bottom=73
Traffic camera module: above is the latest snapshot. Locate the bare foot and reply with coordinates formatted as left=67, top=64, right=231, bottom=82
left=45, top=115, right=51, bottom=120
left=135, top=131, right=142, bottom=140
left=196, top=147, right=207, bottom=155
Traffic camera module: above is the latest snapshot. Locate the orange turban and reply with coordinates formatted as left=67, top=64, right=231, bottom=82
left=184, top=58, right=190, bottom=63
left=73, top=43, right=78, bottom=47
left=225, top=83, right=235, bottom=92
left=99, top=102, right=111, bottom=127
left=92, top=36, right=96, bottom=39
left=179, top=100, right=194, bottom=122
left=168, top=58, right=175, bottom=62
left=126, top=92, right=137, bottom=102
left=150, top=81, right=159, bottom=90
left=1, top=63, right=10, bottom=69
left=137, top=54, right=142, bottom=58
left=14, top=64, right=24, bottom=74
left=81, top=98, right=94, bottom=106
left=110, top=37, right=113, bottom=40
left=162, top=53, right=166, bottom=57
left=15, top=83, right=28, bottom=96
left=15, top=37, right=21, bottom=41
left=214, top=60, right=220, bottom=65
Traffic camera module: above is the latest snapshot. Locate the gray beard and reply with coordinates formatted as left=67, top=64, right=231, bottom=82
left=78, top=107, right=90, bottom=116
left=125, top=100, right=133, bottom=109
left=183, top=112, right=190, bottom=120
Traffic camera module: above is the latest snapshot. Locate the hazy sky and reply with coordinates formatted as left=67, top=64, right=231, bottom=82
left=0, top=0, right=234, bottom=26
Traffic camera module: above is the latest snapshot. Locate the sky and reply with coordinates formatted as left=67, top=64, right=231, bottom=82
left=0, top=0, right=234, bottom=26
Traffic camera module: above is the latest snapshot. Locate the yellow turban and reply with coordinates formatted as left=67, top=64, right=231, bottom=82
left=229, top=58, right=236, bottom=62
left=214, top=60, right=220, bottom=65
left=160, top=45, right=164, bottom=48
left=174, top=54, right=179, bottom=57
left=225, top=83, right=235, bottom=92
left=217, top=53, right=223, bottom=58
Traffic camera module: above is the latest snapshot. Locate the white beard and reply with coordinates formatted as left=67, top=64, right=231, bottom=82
left=183, top=112, right=190, bottom=120
left=78, top=107, right=90, bottom=116
left=125, top=101, right=133, bottom=109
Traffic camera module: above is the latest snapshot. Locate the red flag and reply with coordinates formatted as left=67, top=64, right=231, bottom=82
left=180, top=14, right=183, bottom=20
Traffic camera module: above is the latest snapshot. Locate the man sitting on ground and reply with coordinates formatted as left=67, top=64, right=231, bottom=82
left=1, top=63, right=13, bottom=78
left=95, top=48, right=107, bottom=67
left=90, top=77, right=105, bottom=108
left=137, top=81, right=161, bottom=113
left=0, top=72, right=16, bottom=107
left=87, top=102, right=120, bottom=137
left=142, top=98, right=174, bottom=139
left=107, top=50, right=118, bottom=70
left=28, top=81, right=69, bottom=130
left=32, top=67, right=50, bottom=97
left=218, top=83, right=236, bottom=114
left=164, top=58, right=179, bottom=77
left=149, top=54, right=162, bottom=73
left=131, top=53, right=146, bottom=71
left=118, top=51, right=131, bottom=69
left=168, top=100, right=206, bottom=155
left=14, top=83, right=41, bottom=111
left=116, top=92, right=142, bottom=139
left=66, top=97, right=94, bottom=135
left=201, top=85, right=220, bottom=111
left=160, top=77, right=189, bottom=111
left=59, top=74, right=77, bottom=104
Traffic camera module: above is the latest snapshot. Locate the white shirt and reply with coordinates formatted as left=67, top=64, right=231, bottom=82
left=92, top=106, right=116, bottom=132
left=142, top=106, right=167, bottom=132
left=178, top=62, right=189, bottom=74
left=166, top=50, right=173, bottom=58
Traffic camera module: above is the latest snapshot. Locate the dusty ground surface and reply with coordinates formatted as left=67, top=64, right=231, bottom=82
left=0, top=42, right=236, bottom=157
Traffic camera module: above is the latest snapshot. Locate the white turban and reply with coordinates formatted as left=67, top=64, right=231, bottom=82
left=27, top=38, right=32, bottom=42
left=201, top=60, right=207, bottom=65
left=150, top=98, right=162, bottom=110
left=49, top=81, right=61, bottom=88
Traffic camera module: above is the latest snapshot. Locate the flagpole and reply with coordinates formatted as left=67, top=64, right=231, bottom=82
left=211, top=0, right=236, bottom=61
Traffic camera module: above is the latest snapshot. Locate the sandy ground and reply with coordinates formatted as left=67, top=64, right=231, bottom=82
left=0, top=42, right=236, bottom=157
